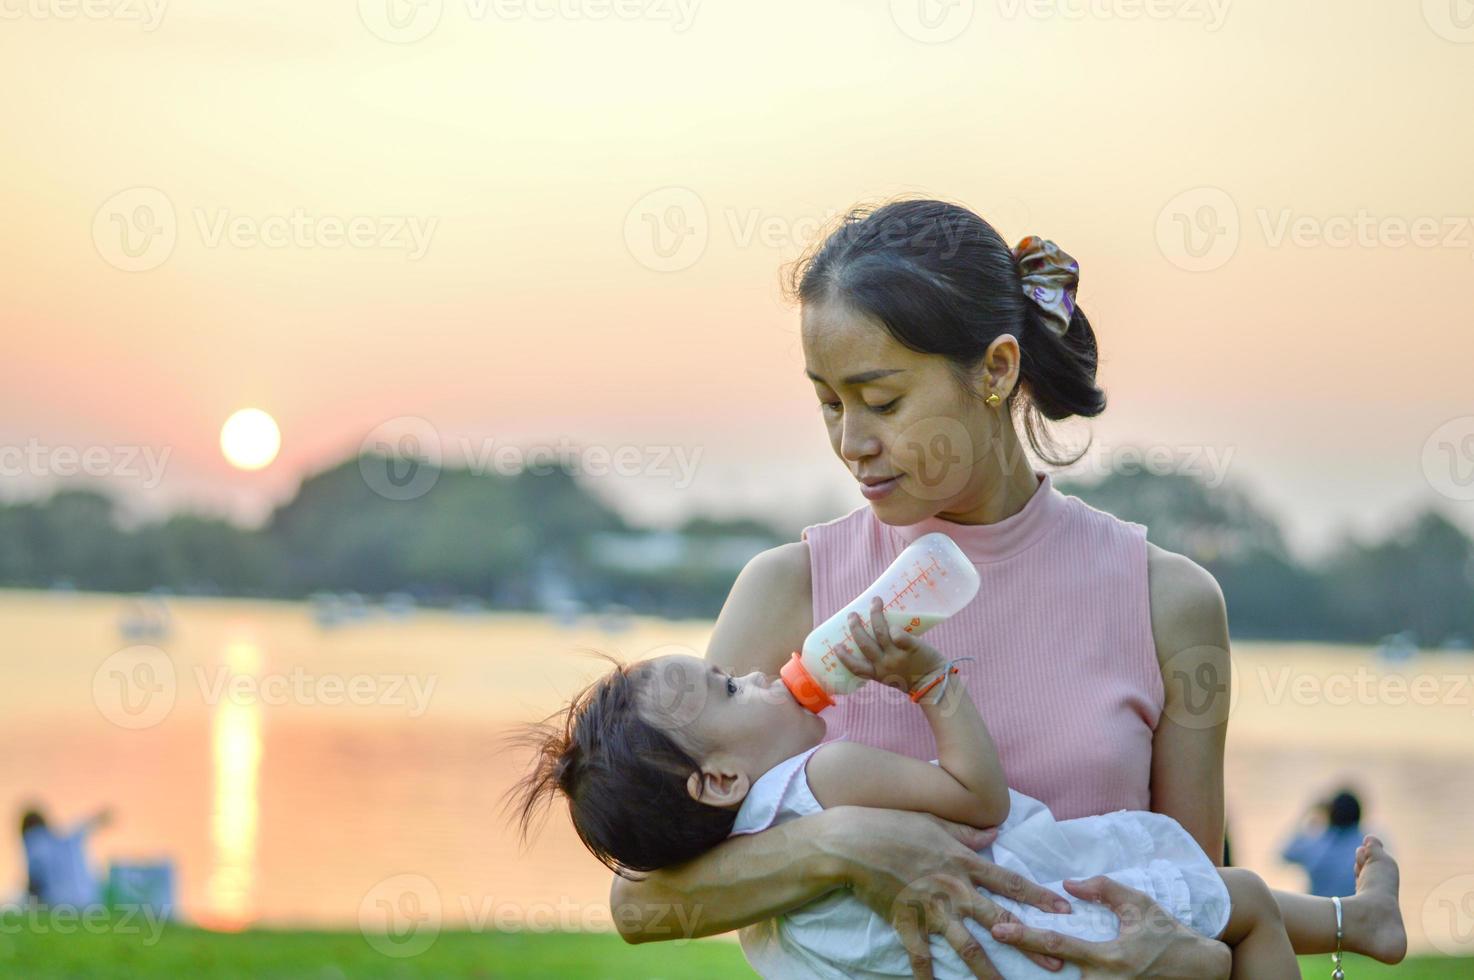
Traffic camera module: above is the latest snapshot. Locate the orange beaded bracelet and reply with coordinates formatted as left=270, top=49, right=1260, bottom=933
left=908, top=665, right=960, bottom=703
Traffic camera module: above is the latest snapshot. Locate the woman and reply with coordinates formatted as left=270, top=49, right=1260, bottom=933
left=611, top=199, right=1392, bottom=978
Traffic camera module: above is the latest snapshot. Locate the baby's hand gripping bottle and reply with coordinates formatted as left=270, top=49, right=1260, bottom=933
left=780, top=532, right=980, bottom=713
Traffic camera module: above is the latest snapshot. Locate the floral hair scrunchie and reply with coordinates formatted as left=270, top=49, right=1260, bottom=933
left=1011, top=235, right=1080, bottom=339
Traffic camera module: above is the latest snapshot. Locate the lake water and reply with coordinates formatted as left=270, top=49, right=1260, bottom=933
left=2, top=590, right=1471, bottom=954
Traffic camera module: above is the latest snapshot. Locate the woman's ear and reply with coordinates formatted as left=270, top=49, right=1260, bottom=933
left=981, top=333, right=1021, bottom=396
left=685, top=765, right=752, bottom=807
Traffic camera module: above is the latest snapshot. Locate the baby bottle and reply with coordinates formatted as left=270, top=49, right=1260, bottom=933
left=780, top=532, right=979, bottom=713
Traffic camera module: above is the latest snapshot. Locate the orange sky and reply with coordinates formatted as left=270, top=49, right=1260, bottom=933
left=3, top=1, right=1472, bottom=558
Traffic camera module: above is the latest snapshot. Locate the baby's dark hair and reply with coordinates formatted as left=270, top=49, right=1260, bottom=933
left=503, top=653, right=739, bottom=879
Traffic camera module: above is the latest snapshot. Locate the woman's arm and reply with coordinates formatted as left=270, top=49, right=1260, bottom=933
left=1144, top=544, right=1230, bottom=863
left=613, top=541, right=818, bottom=940
left=610, top=806, right=846, bottom=940
left=612, top=542, right=1070, bottom=976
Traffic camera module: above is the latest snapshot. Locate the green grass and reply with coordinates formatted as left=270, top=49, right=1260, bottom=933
left=0, top=924, right=1465, bottom=978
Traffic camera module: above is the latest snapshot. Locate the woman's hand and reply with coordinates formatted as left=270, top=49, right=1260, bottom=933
left=988, top=876, right=1232, bottom=980
left=836, top=596, right=947, bottom=693
left=821, top=806, right=1072, bottom=979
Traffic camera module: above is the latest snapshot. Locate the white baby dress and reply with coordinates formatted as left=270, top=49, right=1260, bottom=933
left=731, top=743, right=1232, bottom=980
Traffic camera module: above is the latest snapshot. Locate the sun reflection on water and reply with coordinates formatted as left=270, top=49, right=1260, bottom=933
left=203, top=636, right=262, bottom=930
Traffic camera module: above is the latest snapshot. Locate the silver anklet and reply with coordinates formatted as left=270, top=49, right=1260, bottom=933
left=1330, top=895, right=1344, bottom=979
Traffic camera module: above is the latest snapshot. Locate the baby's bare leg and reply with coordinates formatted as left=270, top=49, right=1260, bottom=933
left=1271, top=834, right=1406, bottom=963
left=1217, top=868, right=1299, bottom=980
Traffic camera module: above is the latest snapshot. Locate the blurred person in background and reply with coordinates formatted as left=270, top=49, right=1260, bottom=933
left=1282, top=788, right=1365, bottom=897
left=19, top=804, right=112, bottom=909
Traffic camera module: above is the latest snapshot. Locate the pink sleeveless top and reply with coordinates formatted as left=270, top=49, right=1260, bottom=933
left=803, top=471, right=1164, bottom=820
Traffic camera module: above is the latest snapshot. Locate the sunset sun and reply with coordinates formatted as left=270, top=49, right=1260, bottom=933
left=220, top=408, right=281, bottom=470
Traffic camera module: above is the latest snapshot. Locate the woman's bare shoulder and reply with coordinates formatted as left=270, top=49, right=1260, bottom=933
left=706, top=541, right=814, bottom=676
left=1145, top=542, right=1229, bottom=670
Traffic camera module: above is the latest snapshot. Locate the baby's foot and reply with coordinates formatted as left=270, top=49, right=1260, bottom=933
left=1344, top=835, right=1406, bottom=964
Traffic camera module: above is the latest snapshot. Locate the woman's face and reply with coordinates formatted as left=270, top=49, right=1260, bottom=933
left=801, top=299, right=1017, bottom=525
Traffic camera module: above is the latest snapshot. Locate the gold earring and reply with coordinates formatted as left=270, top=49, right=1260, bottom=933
left=985, top=392, right=1002, bottom=407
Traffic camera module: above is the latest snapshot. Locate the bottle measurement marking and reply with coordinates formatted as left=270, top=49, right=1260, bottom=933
left=818, top=557, right=949, bottom=669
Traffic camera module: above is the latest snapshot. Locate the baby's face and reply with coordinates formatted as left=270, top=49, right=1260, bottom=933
left=636, top=654, right=826, bottom=770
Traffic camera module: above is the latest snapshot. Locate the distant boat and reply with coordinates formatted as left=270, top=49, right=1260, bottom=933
left=339, top=592, right=370, bottom=621
left=545, top=597, right=586, bottom=628
left=118, top=599, right=171, bottom=642
left=596, top=603, right=634, bottom=634
left=451, top=596, right=485, bottom=616
left=1376, top=631, right=1418, bottom=662
left=381, top=592, right=417, bottom=619
left=309, top=592, right=346, bottom=629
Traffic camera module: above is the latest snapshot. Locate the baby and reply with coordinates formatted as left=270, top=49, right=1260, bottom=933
left=508, top=598, right=1406, bottom=979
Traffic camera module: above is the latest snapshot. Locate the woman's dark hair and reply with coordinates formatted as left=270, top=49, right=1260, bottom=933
left=502, top=654, right=739, bottom=879
left=785, top=197, right=1105, bottom=467
left=20, top=809, right=45, bottom=835
left=1327, top=790, right=1362, bottom=829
